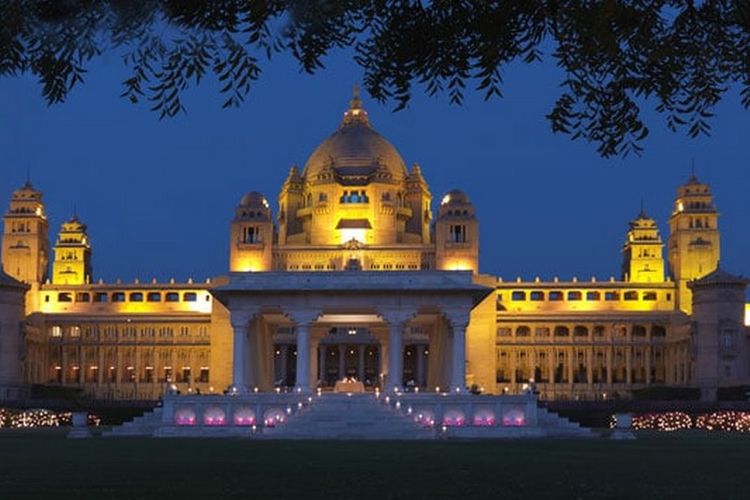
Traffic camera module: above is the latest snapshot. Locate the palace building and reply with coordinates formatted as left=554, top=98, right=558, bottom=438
left=0, top=89, right=748, bottom=403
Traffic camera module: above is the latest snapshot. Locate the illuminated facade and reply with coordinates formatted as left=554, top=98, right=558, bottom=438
left=1, top=89, right=748, bottom=403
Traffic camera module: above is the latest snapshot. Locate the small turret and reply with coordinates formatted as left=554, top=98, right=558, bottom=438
left=51, top=211, right=92, bottom=285
left=229, top=192, right=274, bottom=272
left=621, top=207, right=664, bottom=283
left=404, top=163, right=432, bottom=243
left=435, top=190, right=479, bottom=273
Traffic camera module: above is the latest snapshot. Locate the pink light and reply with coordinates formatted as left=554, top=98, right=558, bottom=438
left=473, top=409, right=496, bottom=426
left=443, top=410, right=466, bottom=427
left=234, top=416, right=256, bottom=426
left=174, top=408, right=197, bottom=426
left=443, top=417, right=465, bottom=427
left=203, top=407, right=226, bottom=426
left=502, top=409, right=526, bottom=427
left=233, top=408, right=256, bottom=426
left=473, top=416, right=496, bottom=426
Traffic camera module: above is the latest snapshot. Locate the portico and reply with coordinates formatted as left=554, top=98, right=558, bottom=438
left=214, top=271, right=489, bottom=394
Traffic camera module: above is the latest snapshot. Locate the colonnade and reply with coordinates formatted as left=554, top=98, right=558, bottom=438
left=230, top=309, right=469, bottom=394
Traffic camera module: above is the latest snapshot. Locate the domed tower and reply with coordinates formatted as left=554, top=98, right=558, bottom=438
left=1, top=180, right=49, bottom=285
left=435, top=190, right=479, bottom=273
left=282, top=86, right=428, bottom=249
left=621, top=208, right=664, bottom=282
left=51, top=212, right=92, bottom=285
left=229, top=192, right=274, bottom=272
left=667, top=173, right=720, bottom=313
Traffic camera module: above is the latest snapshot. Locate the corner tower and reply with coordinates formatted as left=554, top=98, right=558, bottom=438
left=1, top=181, right=49, bottom=285
left=668, top=174, right=720, bottom=313
left=435, top=190, right=479, bottom=273
left=688, top=268, right=750, bottom=401
left=51, top=213, right=92, bottom=285
left=621, top=209, right=664, bottom=282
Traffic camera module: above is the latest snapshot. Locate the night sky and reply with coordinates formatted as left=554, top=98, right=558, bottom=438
left=1, top=49, right=748, bottom=284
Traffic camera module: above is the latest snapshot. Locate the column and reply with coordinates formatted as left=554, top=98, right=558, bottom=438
left=449, top=314, right=468, bottom=393
left=509, top=350, right=517, bottom=388
left=134, top=347, right=141, bottom=389
left=338, top=344, right=346, bottom=379
left=318, top=344, right=326, bottom=386
left=229, top=318, right=249, bottom=393
left=379, top=342, right=388, bottom=389
left=387, top=324, right=403, bottom=392
left=61, top=347, right=68, bottom=385
left=97, top=346, right=104, bottom=385
left=645, top=346, right=652, bottom=385
left=78, top=346, right=85, bottom=385
left=279, top=345, right=288, bottom=386
left=357, top=345, right=366, bottom=381
left=606, top=346, right=613, bottom=385
left=567, top=347, right=575, bottom=385
left=295, top=324, right=311, bottom=392
left=416, top=344, right=425, bottom=387
left=586, top=348, right=593, bottom=386
left=547, top=348, right=555, bottom=385
left=310, top=340, right=319, bottom=388
left=626, top=347, right=633, bottom=385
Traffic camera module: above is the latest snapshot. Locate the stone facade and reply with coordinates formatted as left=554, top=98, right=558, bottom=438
left=1, top=89, right=748, bottom=402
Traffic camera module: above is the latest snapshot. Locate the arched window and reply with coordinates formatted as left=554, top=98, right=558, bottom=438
left=516, top=326, right=531, bottom=337
left=651, top=325, right=666, bottom=338
left=554, top=326, right=569, bottom=337
left=632, top=325, right=647, bottom=337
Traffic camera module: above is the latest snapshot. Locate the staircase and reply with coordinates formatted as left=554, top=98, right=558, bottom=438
left=536, top=407, right=595, bottom=437
left=262, top=394, right=434, bottom=440
left=104, top=407, right=163, bottom=437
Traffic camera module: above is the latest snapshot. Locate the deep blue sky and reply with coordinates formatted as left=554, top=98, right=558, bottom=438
left=1, top=49, right=748, bottom=284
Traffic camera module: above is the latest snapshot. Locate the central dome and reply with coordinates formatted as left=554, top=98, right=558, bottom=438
left=302, top=87, right=408, bottom=181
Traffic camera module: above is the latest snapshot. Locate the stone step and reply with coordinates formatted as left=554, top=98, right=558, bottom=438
left=103, top=394, right=595, bottom=439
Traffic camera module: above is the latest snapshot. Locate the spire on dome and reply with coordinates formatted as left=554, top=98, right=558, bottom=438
left=350, top=83, right=362, bottom=109
left=340, top=84, right=370, bottom=128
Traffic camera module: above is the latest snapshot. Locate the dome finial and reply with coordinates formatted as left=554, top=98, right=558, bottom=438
left=340, top=83, right=370, bottom=128
left=350, top=83, right=362, bottom=110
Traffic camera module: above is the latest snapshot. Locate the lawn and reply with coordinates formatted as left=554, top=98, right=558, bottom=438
left=0, top=429, right=748, bottom=499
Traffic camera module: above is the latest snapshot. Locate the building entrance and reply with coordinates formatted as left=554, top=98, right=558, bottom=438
left=319, top=344, right=380, bottom=389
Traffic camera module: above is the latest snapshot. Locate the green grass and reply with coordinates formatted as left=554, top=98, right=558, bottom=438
left=1, top=429, right=748, bottom=499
